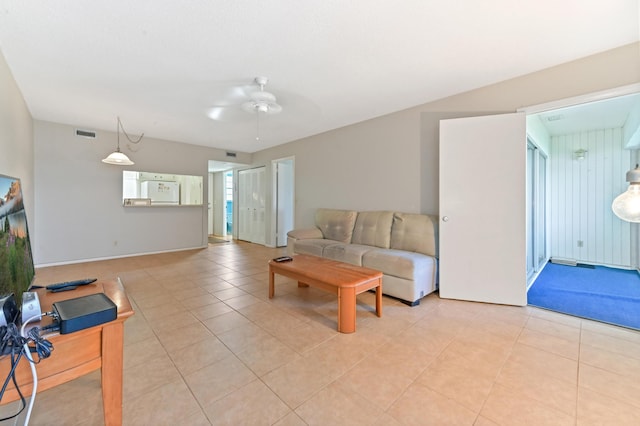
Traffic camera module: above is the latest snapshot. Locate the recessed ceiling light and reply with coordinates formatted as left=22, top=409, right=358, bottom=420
left=546, top=114, right=565, bottom=122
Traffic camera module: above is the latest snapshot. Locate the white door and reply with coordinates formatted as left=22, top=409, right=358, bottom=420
left=439, top=113, right=527, bottom=306
left=275, top=158, right=294, bottom=247
left=238, top=170, right=250, bottom=241
left=252, top=168, right=266, bottom=244
left=238, top=167, right=266, bottom=244
left=210, top=172, right=226, bottom=237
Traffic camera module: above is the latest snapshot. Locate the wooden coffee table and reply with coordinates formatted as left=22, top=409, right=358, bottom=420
left=268, top=254, right=382, bottom=333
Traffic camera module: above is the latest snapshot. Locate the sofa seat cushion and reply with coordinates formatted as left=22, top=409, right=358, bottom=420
left=323, top=243, right=373, bottom=266
left=362, top=248, right=436, bottom=282
left=293, top=239, right=341, bottom=257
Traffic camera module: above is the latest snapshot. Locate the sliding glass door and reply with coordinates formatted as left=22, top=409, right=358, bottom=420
left=536, top=154, right=547, bottom=270
left=527, top=139, right=547, bottom=284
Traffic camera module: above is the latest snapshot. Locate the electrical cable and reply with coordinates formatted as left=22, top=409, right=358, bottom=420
left=0, top=324, right=27, bottom=423
left=20, top=315, right=42, bottom=426
left=0, top=313, right=55, bottom=425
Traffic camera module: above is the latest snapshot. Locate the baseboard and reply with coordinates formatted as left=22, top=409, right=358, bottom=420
left=550, top=257, right=577, bottom=266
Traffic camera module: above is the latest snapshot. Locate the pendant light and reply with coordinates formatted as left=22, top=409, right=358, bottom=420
left=612, top=164, right=640, bottom=222
left=102, top=117, right=143, bottom=165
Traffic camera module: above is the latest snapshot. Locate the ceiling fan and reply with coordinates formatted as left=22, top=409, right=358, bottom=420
left=207, top=77, right=282, bottom=122
left=241, top=77, right=282, bottom=115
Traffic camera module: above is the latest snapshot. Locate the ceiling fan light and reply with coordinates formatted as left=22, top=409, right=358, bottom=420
left=250, top=91, right=277, bottom=103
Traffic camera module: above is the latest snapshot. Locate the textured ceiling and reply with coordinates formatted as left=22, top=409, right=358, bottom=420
left=0, top=1, right=638, bottom=153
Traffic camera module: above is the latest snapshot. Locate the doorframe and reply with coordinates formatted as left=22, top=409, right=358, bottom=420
left=526, top=137, right=549, bottom=288
left=208, top=170, right=234, bottom=238
left=518, top=83, right=640, bottom=114
left=271, top=156, right=295, bottom=248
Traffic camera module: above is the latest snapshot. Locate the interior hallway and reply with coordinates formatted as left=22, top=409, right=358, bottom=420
left=2, top=241, right=639, bottom=425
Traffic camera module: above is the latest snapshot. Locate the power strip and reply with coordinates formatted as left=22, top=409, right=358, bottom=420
left=21, top=292, right=42, bottom=323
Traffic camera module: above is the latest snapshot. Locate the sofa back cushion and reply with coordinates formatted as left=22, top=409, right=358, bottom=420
left=315, top=208, right=358, bottom=242
left=390, top=213, right=437, bottom=256
left=351, top=211, right=394, bottom=248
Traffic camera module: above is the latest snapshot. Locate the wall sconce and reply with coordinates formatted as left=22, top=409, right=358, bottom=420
left=102, top=117, right=144, bottom=165
left=612, top=164, right=640, bottom=223
left=574, top=149, right=587, bottom=160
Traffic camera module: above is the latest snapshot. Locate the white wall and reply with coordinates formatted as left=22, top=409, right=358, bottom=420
left=33, top=120, right=251, bottom=265
left=251, top=43, right=640, bottom=246
left=4, top=42, right=640, bottom=262
left=252, top=109, right=421, bottom=238
left=549, top=127, right=631, bottom=267
left=0, top=49, right=34, bottom=239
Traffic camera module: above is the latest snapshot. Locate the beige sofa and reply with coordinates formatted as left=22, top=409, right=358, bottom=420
left=286, top=208, right=438, bottom=305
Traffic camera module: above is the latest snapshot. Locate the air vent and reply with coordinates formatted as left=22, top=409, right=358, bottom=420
left=75, top=129, right=96, bottom=139
left=226, top=152, right=237, bottom=158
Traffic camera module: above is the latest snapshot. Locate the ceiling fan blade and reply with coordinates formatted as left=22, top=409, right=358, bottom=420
left=207, top=105, right=252, bottom=122
left=267, top=103, right=282, bottom=114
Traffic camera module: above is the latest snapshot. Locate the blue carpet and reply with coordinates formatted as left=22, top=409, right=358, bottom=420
left=527, top=263, right=640, bottom=330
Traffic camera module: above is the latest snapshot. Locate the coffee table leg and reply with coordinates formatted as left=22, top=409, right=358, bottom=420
left=269, top=266, right=275, bottom=298
left=375, top=279, right=382, bottom=317
left=337, top=287, right=357, bottom=333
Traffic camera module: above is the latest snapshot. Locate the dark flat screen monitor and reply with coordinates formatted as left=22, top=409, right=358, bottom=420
left=0, top=174, right=35, bottom=304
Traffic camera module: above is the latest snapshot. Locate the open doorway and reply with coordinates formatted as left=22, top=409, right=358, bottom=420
left=525, top=87, right=640, bottom=328
left=223, top=170, right=233, bottom=237
left=208, top=170, right=233, bottom=243
left=526, top=89, right=640, bottom=272
left=436, top=85, right=639, bottom=314
left=208, top=160, right=249, bottom=244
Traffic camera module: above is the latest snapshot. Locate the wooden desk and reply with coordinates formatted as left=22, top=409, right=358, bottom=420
left=269, top=254, right=382, bottom=333
left=0, top=279, right=134, bottom=426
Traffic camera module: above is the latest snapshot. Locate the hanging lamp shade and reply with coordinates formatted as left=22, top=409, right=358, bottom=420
left=612, top=164, right=640, bottom=223
left=102, top=148, right=134, bottom=165
left=101, top=116, right=142, bottom=165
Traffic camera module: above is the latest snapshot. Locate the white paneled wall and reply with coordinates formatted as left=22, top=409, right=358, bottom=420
left=549, top=128, right=632, bottom=267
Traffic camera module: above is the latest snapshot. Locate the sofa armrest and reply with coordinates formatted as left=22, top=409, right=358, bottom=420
left=286, top=228, right=324, bottom=255
left=287, top=228, right=323, bottom=240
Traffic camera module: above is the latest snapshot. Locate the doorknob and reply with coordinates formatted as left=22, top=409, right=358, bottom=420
left=442, top=216, right=449, bottom=222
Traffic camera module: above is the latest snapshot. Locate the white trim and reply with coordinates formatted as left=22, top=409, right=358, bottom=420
left=518, top=83, right=640, bottom=114
left=271, top=156, right=295, bottom=248
left=35, top=245, right=207, bottom=268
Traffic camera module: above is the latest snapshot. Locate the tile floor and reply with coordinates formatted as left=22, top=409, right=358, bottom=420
left=1, top=241, right=639, bottom=425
